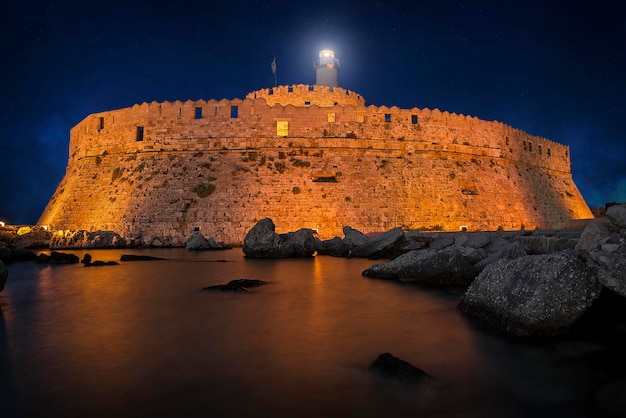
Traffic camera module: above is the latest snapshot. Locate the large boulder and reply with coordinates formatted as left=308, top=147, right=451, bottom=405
left=472, top=241, right=527, bottom=273
left=243, top=218, right=315, bottom=258
left=362, top=247, right=476, bottom=285
left=350, top=227, right=404, bottom=258
left=12, top=228, right=52, bottom=249
left=342, top=226, right=369, bottom=250
left=459, top=251, right=602, bottom=337
left=315, top=236, right=346, bottom=257
left=576, top=217, right=626, bottom=297
left=606, top=203, right=626, bottom=228
left=50, top=230, right=127, bottom=249
left=36, top=251, right=80, bottom=264
left=0, top=260, right=7, bottom=292
left=185, top=231, right=230, bottom=250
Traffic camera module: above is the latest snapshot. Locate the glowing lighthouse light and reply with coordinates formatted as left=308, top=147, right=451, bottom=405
left=314, top=49, right=340, bottom=87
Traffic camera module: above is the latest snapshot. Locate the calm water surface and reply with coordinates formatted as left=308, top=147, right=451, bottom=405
left=0, top=249, right=612, bottom=417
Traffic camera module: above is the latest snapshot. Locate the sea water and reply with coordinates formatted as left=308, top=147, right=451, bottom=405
left=0, top=249, right=613, bottom=417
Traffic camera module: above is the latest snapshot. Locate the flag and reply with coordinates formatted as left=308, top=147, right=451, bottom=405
left=271, top=57, right=277, bottom=75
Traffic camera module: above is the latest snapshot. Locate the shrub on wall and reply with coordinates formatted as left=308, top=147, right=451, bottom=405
left=193, top=183, right=216, bottom=198
left=111, top=167, right=123, bottom=182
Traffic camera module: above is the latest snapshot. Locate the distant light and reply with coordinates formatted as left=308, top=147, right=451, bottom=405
left=319, top=49, right=334, bottom=58
left=0, top=221, right=5, bottom=227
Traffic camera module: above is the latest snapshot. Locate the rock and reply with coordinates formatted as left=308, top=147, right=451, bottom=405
left=120, top=254, right=167, bottom=261
left=429, top=234, right=455, bottom=251
left=459, top=251, right=602, bottom=337
left=243, top=218, right=315, bottom=258
left=369, top=352, right=431, bottom=384
left=362, top=247, right=476, bottom=285
left=315, top=236, right=346, bottom=257
left=342, top=226, right=369, bottom=250
left=84, top=260, right=119, bottom=267
left=576, top=219, right=626, bottom=297
left=472, top=241, right=527, bottom=272
left=461, top=232, right=491, bottom=249
left=596, top=378, right=626, bottom=417
left=514, top=235, right=579, bottom=254
left=12, top=228, right=52, bottom=249
left=0, top=260, right=7, bottom=292
left=0, top=244, right=37, bottom=263
left=606, top=203, right=626, bottom=228
left=350, top=227, right=404, bottom=259
left=81, top=253, right=92, bottom=264
left=36, top=251, right=80, bottom=264
left=202, top=278, right=267, bottom=292
left=186, top=231, right=231, bottom=250
left=50, top=230, right=127, bottom=249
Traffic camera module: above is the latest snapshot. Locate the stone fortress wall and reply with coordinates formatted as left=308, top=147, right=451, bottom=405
left=39, top=84, right=593, bottom=246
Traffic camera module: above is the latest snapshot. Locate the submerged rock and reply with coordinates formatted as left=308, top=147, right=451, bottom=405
left=459, top=251, right=602, bottom=337
left=36, top=251, right=80, bottom=265
left=120, top=254, right=167, bottom=261
left=0, top=260, right=7, bottom=292
left=243, top=218, right=315, bottom=258
left=369, top=352, right=432, bottom=384
left=202, top=278, right=267, bottom=292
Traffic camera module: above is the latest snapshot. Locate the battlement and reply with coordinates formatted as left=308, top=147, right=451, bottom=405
left=246, top=84, right=365, bottom=107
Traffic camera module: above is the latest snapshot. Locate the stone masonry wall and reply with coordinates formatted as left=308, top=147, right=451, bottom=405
left=39, top=87, right=592, bottom=246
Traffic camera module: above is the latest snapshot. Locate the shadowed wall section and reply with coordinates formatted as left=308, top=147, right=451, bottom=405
left=38, top=85, right=592, bottom=246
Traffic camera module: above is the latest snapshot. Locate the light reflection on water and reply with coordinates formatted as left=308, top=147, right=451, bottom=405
left=0, top=249, right=610, bottom=417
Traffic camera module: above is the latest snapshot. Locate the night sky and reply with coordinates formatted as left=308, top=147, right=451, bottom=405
left=1, top=1, right=624, bottom=225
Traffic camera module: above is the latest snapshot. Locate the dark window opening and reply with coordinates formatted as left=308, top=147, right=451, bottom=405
left=195, top=107, right=203, bottom=119
left=385, top=114, right=392, bottom=123
left=547, top=148, right=551, bottom=157
left=98, top=117, right=104, bottom=131
left=214, top=107, right=218, bottom=116
left=230, top=105, right=238, bottom=118
left=179, top=108, right=182, bottom=117
left=529, top=142, right=533, bottom=152
left=269, top=88, right=274, bottom=95
left=523, top=141, right=527, bottom=151
left=346, top=90, right=350, bottom=95
left=411, top=115, right=418, bottom=124
left=304, top=101, right=311, bottom=105
left=288, top=86, right=293, bottom=92
left=505, top=137, right=509, bottom=145
left=308, top=85, right=314, bottom=91
left=538, top=145, right=542, bottom=155
left=136, top=126, right=144, bottom=142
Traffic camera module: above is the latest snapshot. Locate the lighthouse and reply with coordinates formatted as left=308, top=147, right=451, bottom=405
left=314, top=49, right=340, bottom=87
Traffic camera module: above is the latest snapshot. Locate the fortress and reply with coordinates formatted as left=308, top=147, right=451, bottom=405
left=39, top=50, right=593, bottom=246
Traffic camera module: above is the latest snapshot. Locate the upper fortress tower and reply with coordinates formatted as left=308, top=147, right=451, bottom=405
left=38, top=50, right=593, bottom=246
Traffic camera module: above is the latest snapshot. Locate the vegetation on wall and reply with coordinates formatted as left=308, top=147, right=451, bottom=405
left=193, top=182, right=216, bottom=198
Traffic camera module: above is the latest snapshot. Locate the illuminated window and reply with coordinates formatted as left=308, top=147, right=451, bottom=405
left=411, top=115, right=418, bottom=124
left=230, top=106, right=238, bottom=118
left=195, top=107, right=202, bottom=119
left=327, top=112, right=335, bottom=123
left=136, top=126, right=144, bottom=142
left=385, top=114, right=391, bottom=123
left=277, top=121, right=288, bottom=137
left=356, top=111, right=364, bottom=123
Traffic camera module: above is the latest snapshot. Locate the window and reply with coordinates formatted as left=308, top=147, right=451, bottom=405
left=179, top=108, right=182, bottom=117
left=523, top=141, right=527, bottom=151
left=304, top=101, right=311, bottom=105
left=547, top=148, right=551, bottom=157
left=288, top=86, right=293, bottom=92
left=529, top=142, right=533, bottom=152
left=327, top=112, right=335, bottom=123
left=505, top=136, right=509, bottom=145
left=269, top=88, right=274, bottom=95
left=308, top=85, right=314, bottom=92
left=276, top=121, right=288, bottom=137
left=195, top=107, right=203, bottom=119
left=98, top=117, right=104, bottom=131
left=384, top=114, right=391, bottom=123
left=538, top=145, right=542, bottom=155
left=230, top=106, right=238, bottom=118
left=136, top=126, right=144, bottom=142
left=356, top=111, right=364, bottom=123
left=411, top=115, right=418, bottom=124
